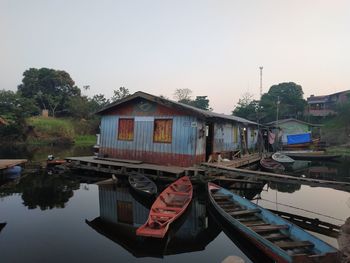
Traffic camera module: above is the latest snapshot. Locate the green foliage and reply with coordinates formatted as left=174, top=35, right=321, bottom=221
left=17, top=68, right=81, bottom=116
left=259, top=82, right=306, bottom=122
left=322, top=93, right=350, bottom=146
left=174, top=89, right=212, bottom=110
left=74, top=135, right=97, bottom=145
left=189, top=96, right=212, bottom=110
left=27, top=117, right=75, bottom=139
left=0, top=90, right=39, bottom=142
left=112, top=87, right=130, bottom=102
left=232, top=93, right=259, bottom=121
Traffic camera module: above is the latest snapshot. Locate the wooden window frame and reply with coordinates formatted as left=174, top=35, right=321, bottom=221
left=153, top=119, right=173, bottom=143
left=117, top=118, right=134, bottom=141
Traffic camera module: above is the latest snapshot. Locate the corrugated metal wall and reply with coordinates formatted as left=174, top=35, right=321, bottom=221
left=212, top=122, right=241, bottom=152
left=100, top=115, right=205, bottom=166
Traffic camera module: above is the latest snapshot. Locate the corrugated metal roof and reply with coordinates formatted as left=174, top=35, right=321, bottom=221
left=266, top=118, right=322, bottom=127
left=97, top=91, right=257, bottom=125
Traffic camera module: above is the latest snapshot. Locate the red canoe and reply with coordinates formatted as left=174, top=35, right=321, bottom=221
left=136, top=176, right=193, bottom=238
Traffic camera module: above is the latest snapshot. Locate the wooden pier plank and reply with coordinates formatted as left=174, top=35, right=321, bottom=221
left=0, top=159, right=27, bottom=170
left=203, top=162, right=350, bottom=190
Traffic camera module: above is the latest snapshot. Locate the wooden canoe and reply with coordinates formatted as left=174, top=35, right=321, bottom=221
left=136, top=176, right=193, bottom=238
left=272, top=152, right=295, bottom=164
left=260, top=158, right=285, bottom=173
left=208, top=183, right=339, bottom=263
left=47, top=159, right=66, bottom=166
left=128, top=173, right=157, bottom=196
left=281, top=151, right=341, bottom=161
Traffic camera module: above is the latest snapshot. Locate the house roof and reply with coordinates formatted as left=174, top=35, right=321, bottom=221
left=307, top=90, right=350, bottom=103
left=266, top=118, right=322, bottom=127
left=97, top=91, right=257, bottom=125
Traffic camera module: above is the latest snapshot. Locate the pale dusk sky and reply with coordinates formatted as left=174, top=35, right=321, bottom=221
left=1, top=0, right=349, bottom=113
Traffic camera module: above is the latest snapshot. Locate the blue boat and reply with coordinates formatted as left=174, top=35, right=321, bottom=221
left=208, top=183, right=339, bottom=263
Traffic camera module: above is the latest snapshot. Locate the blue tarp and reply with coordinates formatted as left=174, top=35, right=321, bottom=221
left=287, top=133, right=311, bottom=145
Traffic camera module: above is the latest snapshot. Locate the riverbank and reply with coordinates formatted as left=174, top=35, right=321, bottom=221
left=25, top=116, right=97, bottom=146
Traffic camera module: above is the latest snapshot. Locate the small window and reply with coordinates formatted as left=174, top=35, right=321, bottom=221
left=118, top=118, right=134, bottom=141
left=153, top=119, right=172, bottom=143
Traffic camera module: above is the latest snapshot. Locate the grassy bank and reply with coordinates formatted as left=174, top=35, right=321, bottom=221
left=26, top=117, right=97, bottom=146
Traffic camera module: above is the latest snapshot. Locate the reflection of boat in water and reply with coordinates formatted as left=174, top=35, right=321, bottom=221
left=86, top=183, right=220, bottom=258
left=208, top=183, right=339, bottom=263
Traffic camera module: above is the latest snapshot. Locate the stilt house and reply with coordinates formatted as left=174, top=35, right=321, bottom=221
left=97, top=92, right=258, bottom=167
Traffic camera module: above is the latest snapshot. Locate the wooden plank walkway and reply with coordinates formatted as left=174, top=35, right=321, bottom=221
left=66, top=156, right=204, bottom=178
left=0, top=159, right=27, bottom=170
left=203, top=153, right=261, bottom=168
left=203, top=162, right=350, bottom=191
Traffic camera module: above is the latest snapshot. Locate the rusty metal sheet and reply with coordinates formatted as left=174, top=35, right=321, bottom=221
left=153, top=119, right=172, bottom=143
left=118, top=118, right=134, bottom=141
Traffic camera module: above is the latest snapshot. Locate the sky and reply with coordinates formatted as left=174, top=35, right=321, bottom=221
left=1, top=0, right=350, bottom=114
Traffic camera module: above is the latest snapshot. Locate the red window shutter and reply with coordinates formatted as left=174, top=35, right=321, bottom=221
left=153, top=119, right=172, bottom=143
left=118, top=118, right=134, bottom=140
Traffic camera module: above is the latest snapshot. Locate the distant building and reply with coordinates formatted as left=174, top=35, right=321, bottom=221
left=306, top=90, right=350, bottom=117
left=97, top=91, right=258, bottom=167
left=266, top=118, right=321, bottom=144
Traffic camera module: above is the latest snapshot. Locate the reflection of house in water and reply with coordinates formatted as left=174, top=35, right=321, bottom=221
left=87, top=184, right=220, bottom=258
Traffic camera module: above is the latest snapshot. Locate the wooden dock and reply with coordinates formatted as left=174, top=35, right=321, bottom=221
left=202, top=162, right=350, bottom=192
left=0, top=159, right=27, bottom=170
left=204, top=153, right=261, bottom=168
left=66, top=156, right=204, bottom=179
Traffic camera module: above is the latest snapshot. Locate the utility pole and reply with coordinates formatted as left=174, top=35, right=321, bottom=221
left=259, top=66, right=263, bottom=99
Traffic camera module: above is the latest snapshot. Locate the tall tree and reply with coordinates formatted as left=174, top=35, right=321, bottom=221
left=232, top=92, right=259, bottom=121
left=259, top=82, right=306, bottom=122
left=190, top=96, right=212, bottom=110
left=173, top=88, right=192, bottom=104
left=112, top=87, right=130, bottom=102
left=17, top=68, right=81, bottom=116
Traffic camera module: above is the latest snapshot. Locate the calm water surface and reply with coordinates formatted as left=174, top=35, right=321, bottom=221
left=0, top=145, right=349, bottom=262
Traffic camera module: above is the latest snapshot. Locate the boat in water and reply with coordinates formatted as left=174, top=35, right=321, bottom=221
left=260, top=158, right=285, bottom=173
left=208, top=183, right=339, bottom=263
left=128, top=173, right=157, bottom=196
left=280, top=151, right=341, bottom=161
left=272, top=152, right=295, bottom=164
left=136, top=176, right=193, bottom=238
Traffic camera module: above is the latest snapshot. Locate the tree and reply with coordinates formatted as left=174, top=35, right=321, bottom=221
left=17, top=68, right=81, bottom=116
left=112, top=87, right=130, bottom=102
left=0, top=89, right=39, bottom=141
left=173, top=88, right=192, bottom=104
left=259, top=82, right=306, bottom=122
left=232, top=93, right=259, bottom=121
left=190, top=96, right=212, bottom=110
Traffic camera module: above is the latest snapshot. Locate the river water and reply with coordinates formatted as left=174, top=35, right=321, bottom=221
left=0, top=145, right=349, bottom=263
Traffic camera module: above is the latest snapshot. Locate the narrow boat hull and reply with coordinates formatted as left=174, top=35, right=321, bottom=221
left=137, top=176, right=193, bottom=238
left=260, top=158, right=285, bottom=173
left=208, top=183, right=339, bottom=263
left=128, top=174, right=157, bottom=197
